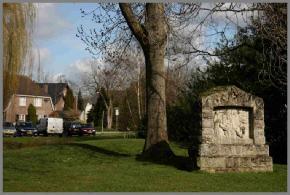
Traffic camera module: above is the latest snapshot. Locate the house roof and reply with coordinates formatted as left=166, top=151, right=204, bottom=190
left=16, top=75, right=48, bottom=96
left=38, top=83, right=68, bottom=105
left=4, top=75, right=55, bottom=112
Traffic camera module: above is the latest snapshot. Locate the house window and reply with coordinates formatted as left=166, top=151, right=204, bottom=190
left=19, top=97, right=26, bottom=106
left=34, top=98, right=42, bottom=107
left=19, top=114, right=26, bottom=121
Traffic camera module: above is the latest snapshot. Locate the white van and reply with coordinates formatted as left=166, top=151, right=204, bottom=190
left=37, top=118, right=63, bottom=136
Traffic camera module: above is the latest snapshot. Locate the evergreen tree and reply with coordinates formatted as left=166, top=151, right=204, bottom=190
left=87, top=88, right=108, bottom=127
left=27, top=104, right=37, bottom=125
left=77, top=89, right=84, bottom=111
left=64, top=87, right=74, bottom=110
left=210, top=29, right=286, bottom=164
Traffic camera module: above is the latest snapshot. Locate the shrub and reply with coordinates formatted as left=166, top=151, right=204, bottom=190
left=27, top=104, right=37, bottom=125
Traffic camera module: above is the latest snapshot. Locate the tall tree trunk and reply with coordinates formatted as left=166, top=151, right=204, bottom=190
left=120, top=3, right=173, bottom=158
left=143, top=4, right=168, bottom=150
left=106, top=99, right=113, bottom=129
left=99, top=90, right=113, bottom=129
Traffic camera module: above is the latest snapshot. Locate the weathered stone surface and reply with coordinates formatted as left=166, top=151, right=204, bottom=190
left=202, top=128, right=214, bottom=135
left=199, top=144, right=269, bottom=157
left=201, top=135, right=214, bottom=144
left=198, top=85, right=273, bottom=173
left=254, top=120, right=265, bottom=129
left=199, top=157, right=226, bottom=168
left=254, top=137, right=266, bottom=145
left=198, top=156, right=273, bottom=173
left=202, top=119, right=214, bottom=128
left=254, top=109, right=264, bottom=120
left=202, top=111, right=213, bottom=119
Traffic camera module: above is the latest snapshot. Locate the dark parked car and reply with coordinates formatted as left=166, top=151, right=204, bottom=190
left=63, top=121, right=82, bottom=136
left=15, top=122, right=38, bottom=136
left=3, top=122, right=17, bottom=137
left=80, top=123, right=96, bottom=136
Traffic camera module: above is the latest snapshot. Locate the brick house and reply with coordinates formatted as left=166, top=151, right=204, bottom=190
left=3, top=76, right=54, bottom=123
left=3, top=76, right=76, bottom=123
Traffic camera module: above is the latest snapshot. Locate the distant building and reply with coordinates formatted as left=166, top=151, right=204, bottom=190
left=3, top=75, right=54, bottom=122
left=3, top=76, right=76, bottom=123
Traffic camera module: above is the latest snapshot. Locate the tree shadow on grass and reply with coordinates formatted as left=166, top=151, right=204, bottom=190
left=67, top=142, right=197, bottom=172
left=67, top=143, right=130, bottom=157
left=135, top=141, right=198, bottom=172
left=136, top=154, right=198, bottom=172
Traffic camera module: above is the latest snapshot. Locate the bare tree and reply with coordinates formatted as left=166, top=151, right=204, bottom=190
left=253, top=3, right=287, bottom=91
left=107, top=44, right=146, bottom=121
left=81, top=59, right=127, bottom=129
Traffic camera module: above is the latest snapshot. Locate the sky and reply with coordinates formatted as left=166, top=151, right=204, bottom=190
left=32, top=3, right=98, bottom=84
left=32, top=3, right=252, bottom=88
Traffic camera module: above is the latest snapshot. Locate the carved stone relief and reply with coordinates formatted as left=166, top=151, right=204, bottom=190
left=213, top=108, right=250, bottom=143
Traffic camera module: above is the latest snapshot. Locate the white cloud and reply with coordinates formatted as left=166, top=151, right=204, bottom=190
left=25, top=46, right=52, bottom=69
left=22, top=46, right=52, bottom=78
left=34, top=3, right=72, bottom=40
left=51, top=73, right=66, bottom=82
left=203, top=3, right=256, bottom=32
left=65, top=57, right=105, bottom=85
left=69, top=58, right=93, bottom=73
left=33, top=47, right=51, bottom=63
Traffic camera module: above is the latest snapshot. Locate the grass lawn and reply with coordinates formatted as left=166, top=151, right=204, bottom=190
left=3, top=136, right=287, bottom=192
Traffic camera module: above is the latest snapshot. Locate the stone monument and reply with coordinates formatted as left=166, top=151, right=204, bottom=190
left=198, top=85, right=273, bottom=172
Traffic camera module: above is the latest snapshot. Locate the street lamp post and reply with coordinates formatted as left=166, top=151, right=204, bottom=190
left=115, top=107, right=119, bottom=131
left=101, top=110, right=104, bottom=133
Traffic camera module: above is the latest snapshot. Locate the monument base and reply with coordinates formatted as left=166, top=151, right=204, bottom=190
left=198, top=144, right=273, bottom=173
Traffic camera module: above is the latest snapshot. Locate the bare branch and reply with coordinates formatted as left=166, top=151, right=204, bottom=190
left=119, top=3, right=148, bottom=47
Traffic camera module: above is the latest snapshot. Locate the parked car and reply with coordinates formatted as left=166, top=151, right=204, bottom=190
left=63, top=121, right=82, bottom=136
left=37, top=118, right=63, bottom=136
left=16, top=122, right=38, bottom=136
left=80, top=123, right=96, bottom=136
left=3, top=122, right=17, bottom=137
